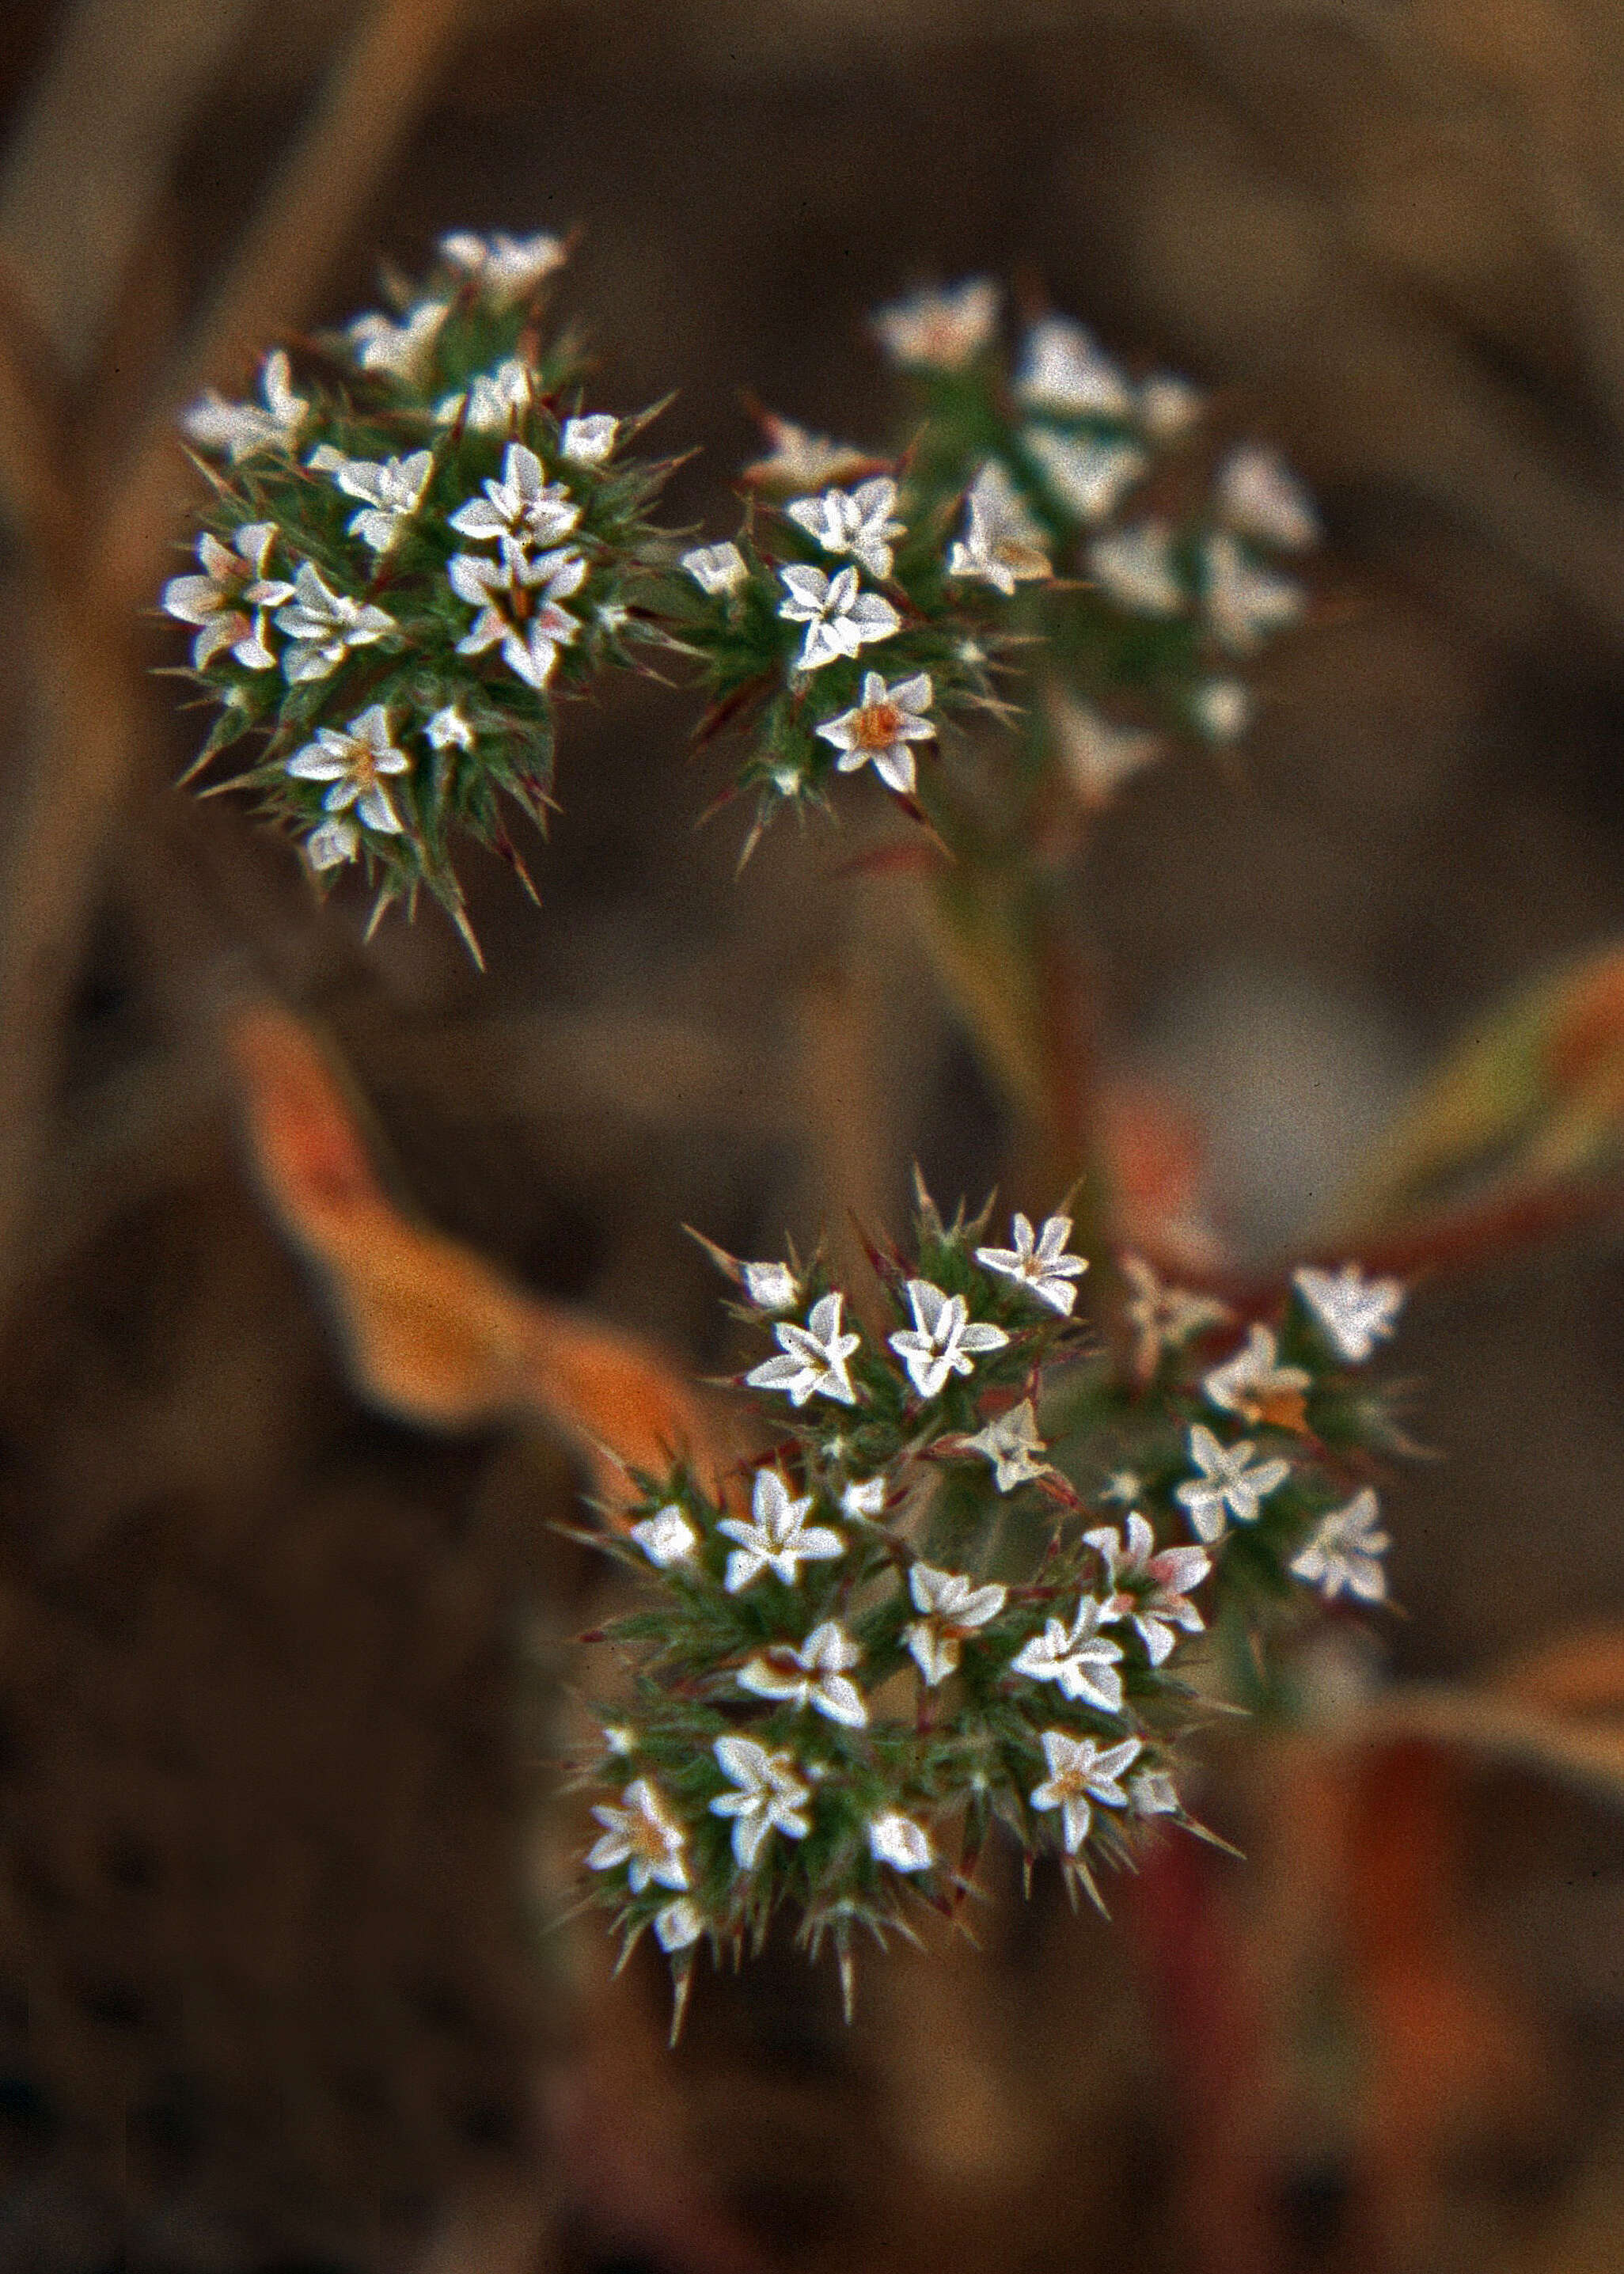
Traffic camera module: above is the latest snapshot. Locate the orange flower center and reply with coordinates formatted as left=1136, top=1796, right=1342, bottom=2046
left=852, top=701, right=901, bottom=748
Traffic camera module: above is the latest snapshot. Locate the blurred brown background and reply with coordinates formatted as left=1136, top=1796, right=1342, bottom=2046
left=0, top=2, right=1622, bottom=2269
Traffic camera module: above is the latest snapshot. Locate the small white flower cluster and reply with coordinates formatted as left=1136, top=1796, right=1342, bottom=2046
left=445, top=440, right=594, bottom=691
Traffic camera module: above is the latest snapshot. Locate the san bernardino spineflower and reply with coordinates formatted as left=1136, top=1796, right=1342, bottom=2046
left=873, top=276, right=1000, bottom=369
left=815, top=671, right=935, bottom=795
left=776, top=564, right=901, bottom=673
left=1290, top=1490, right=1390, bottom=1603
left=718, top=1470, right=844, bottom=1593
left=426, top=704, right=476, bottom=752
left=709, top=1737, right=811, bottom=1868
left=947, top=461, right=1050, bottom=594
left=1293, top=1264, right=1406, bottom=1364
left=1215, top=445, right=1320, bottom=552
left=1201, top=532, right=1304, bottom=654
left=905, top=1562, right=1007, bottom=1686
left=1203, top=1324, right=1311, bottom=1426
left=655, top=1898, right=704, bottom=1953
left=285, top=705, right=410, bottom=834
left=681, top=542, right=749, bottom=597
left=562, top=413, right=618, bottom=464
left=439, top=227, right=567, bottom=306
left=435, top=358, right=531, bottom=431
left=742, top=1258, right=799, bottom=1312
left=1174, top=1423, right=1291, bottom=1543
left=745, top=1291, right=860, bottom=1407
left=273, top=563, right=396, bottom=683
left=1010, top=1596, right=1125, bottom=1713
left=182, top=349, right=306, bottom=461
left=630, top=1503, right=700, bottom=1568
left=1119, top=1253, right=1231, bottom=1378
left=738, top=1621, right=867, bottom=1727
left=1023, top=427, right=1146, bottom=523
left=347, top=299, right=448, bottom=381
left=868, top=1812, right=932, bottom=1872
left=450, top=545, right=586, bottom=689
left=1014, top=316, right=1133, bottom=419
left=889, top=1278, right=1009, bottom=1399
left=962, top=1399, right=1051, bottom=1493
left=450, top=442, right=580, bottom=551
left=328, top=449, right=434, bottom=553
left=742, top=412, right=875, bottom=490
left=587, top=1779, right=689, bottom=1892
left=1031, top=1732, right=1142, bottom=1854
left=161, top=523, right=292, bottom=669
left=787, top=476, right=905, bottom=579
left=1085, top=1514, right=1210, bottom=1666
left=1087, top=521, right=1184, bottom=615
left=975, top=1212, right=1087, bottom=1314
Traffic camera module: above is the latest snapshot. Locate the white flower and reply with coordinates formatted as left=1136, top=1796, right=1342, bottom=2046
left=1137, top=372, right=1204, bottom=440
left=434, top=358, right=532, bottom=431
left=745, top=1290, right=860, bottom=1407
left=841, top=1476, right=887, bottom=1519
left=1203, top=1324, right=1311, bottom=1423
left=285, top=703, right=410, bottom=834
left=347, top=299, right=449, bottom=380
left=868, top=1812, right=932, bottom=1872
left=718, top=1469, right=844, bottom=1593
left=975, top=1212, right=1087, bottom=1315
left=1174, top=1422, right=1291, bottom=1543
left=1009, top=1596, right=1125, bottom=1713
left=1045, top=690, right=1163, bottom=811
left=947, top=461, right=1050, bottom=594
left=1191, top=678, right=1252, bottom=742
left=440, top=228, right=567, bottom=305
left=161, top=522, right=292, bottom=669
left=1024, top=427, right=1146, bottom=522
left=629, top=1503, right=700, bottom=1568
left=742, top=1259, right=799, bottom=1311
left=742, top=412, right=874, bottom=490
left=329, top=449, right=434, bottom=552
left=1030, top=1731, right=1142, bottom=1853
left=1119, top=1254, right=1231, bottom=1378
left=181, top=349, right=306, bottom=461
left=1102, top=1470, right=1143, bottom=1506
left=1290, top=1489, right=1389, bottom=1603
left=426, top=704, right=476, bottom=751
left=1084, top=1514, right=1210, bottom=1666
left=1129, top=1767, right=1181, bottom=1817
left=1088, top=521, right=1184, bottom=615
left=561, top=413, right=618, bottom=463
left=738, top=1619, right=867, bottom=1727
left=888, top=1278, right=1009, bottom=1399
left=1292, top=1265, right=1405, bottom=1365
left=814, top=670, right=935, bottom=795
left=709, top=1735, right=811, bottom=1867
left=1201, top=532, right=1303, bottom=654
left=450, top=545, right=586, bottom=689
left=1015, top=317, right=1133, bottom=418
left=681, top=541, right=749, bottom=597
left=962, top=1399, right=1051, bottom=1494
left=1216, top=446, right=1319, bottom=552
left=873, top=277, right=1000, bottom=369
left=654, top=1897, right=704, bottom=1952
left=786, top=476, right=904, bottom=580
left=586, top=1777, right=689, bottom=1892
left=305, top=817, right=359, bottom=871
left=776, top=564, right=900, bottom=673
left=905, top=1562, right=1007, bottom=1686
left=450, top=442, right=579, bottom=552
left=273, top=562, right=396, bottom=681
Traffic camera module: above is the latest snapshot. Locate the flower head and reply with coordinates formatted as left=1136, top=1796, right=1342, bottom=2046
left=273, top=562, right=396, bottom=681
left=655, top=1898, right=704, bottom=1952
left=1137, top=372, right=1204, bottom=440
left=1119, top=1254, right=1231, bottom=1379
left=305, top=817, right=359, bottom=871
left=329, top=449, right=434, bottom=552
left=426, top=704, right=476, bottom=752
left=742, top=1259, right=799, bottom=1312
left=709, top=1736, right=811, bottom=1867
left=745, top=1290, right=860, bottom=1407
left=347, top=299, right=449, bottom=381
left=435, top=358, right=532, bottom=431
left=738, top=1620, right=867, bottom=1727
left=718, top=1469, right=844, bottom=1593
left=1292, top=1265, right=1405, bottom=1365
left=285, top=704, right=410, bottom=834
left=786, top=476, right=905, bottom=580
left=905, top=1561, right=1007, bottom=1685
left=1174, top=1422, right=1290, bottom=1543
left=682, top=541, right=749, bottom=597
left=1202, top=1324, right=1311, bottom=1427
left=450, top=442, right=579, bottom=552
left=888, top=1278, right=1009, bottom=1399
left=1009, top=1596, right=1125, bottom=1713
left=742, top=412, right=875, bottom=491
left=1015, top=317, right=1133, bottom=418
left=562, top=413, right=618, bottom=464
left=962, top=1399, right=1051, bottom=1493
left=587, top=1777, right=689, bottom=1892
left=1201, top=532, right=1303, bottom=654
left=841, top=1476, right=888, bottom=1520
left=1046, top=690, right=1163, bottom=812
left=815, top=670, right=934, bottom=795
left=1129, top=1767, right=1182, bottom=1817
left=1290, top=1489, right=1389, bottom=1603
left=182, top=349, right=306, bottom=461
left=873, top=277, right=1000, bottom=369
left=868, top=1812, right=932, bottom=1872
left=947, top=461, right=1050, bottom=594
left=450, top=545, right=586, bottom=689
left=629, top=1503, right=700, bottom=1568
left=1216, top=446, right=1319, bottom=552
left=1030, top=1731, right=1142, bottom=1853
left=776, top=564, right=900, bottom=673
left=1085, top=1514, right=1210, bottom=1666
left=975, top=1212, right=1087, bottom=1315
left=439, top=228, right=567, bottom=306
left=1024, top=428, right=1146, bottom=522
left=1087, top=521, right=1184, bottom=615
left=161, top=522, right=292, bottom=669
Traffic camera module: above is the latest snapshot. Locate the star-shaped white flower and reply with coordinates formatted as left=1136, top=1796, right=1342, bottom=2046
left=1201, top=533, right=1303, bottom=654
left=434, top=358, right=532, bottom=431
left=814, top=670, right=935, bottom=795
left=1084, top=1513, right=1211, bottom=1666
left=328, top=449, right=434, bottom=553
left=1015, top=317, right=1133, bottom=418
left=718, top=1470, right=844, bottom=1593
left=450, top=442, right=580, bottom=552
left=1292, top=1265, right=1405, bottom=1365
left=873, top=277, right=1000, bottom=369
left=1174, top=1423, right=1291, bottom=1543
left=904, top=1561, right=1007, bottom=1686
left=449, top=545, right=586, bottom=689
left=840, top=1476, right=887, bottom=1520
left=1290, top=1489, right=1389, bottom=1603
left=1137, top=371, right=1205, bottom=440
left=1215, top=446, right=1319, bottom=552
left=305, top=817, right=359, bottom=871
left=742, top=412, right=875, bottom=490
left=709, top=1735, right=811, bottom=1868
left=1088, top=521, right=1185, bottom=615
left=347, top=299, right=449, bottom=380
left=629, top=1503, right=700, bottom=1568
left=962, top=1399, right=1052, bottom=1494
left=1045, top=691, right=1163, bottom=812
left=1202, top=1324, right=1311, bottom=1424
left=285, top=704, right=410, bottom=834
left=586, top=1777, right=689, bottom=1892
left=1129, top=1767, right=1181, bottom=1817
left=738, top=1620, right=867, bottom=1727
left=1024, top=428, right=1147, bottom=523
left=776, top=564, right=900, bottom=673
left=745, top=1291, right=860, bottom=1407
left=182, top=349, right=306, bottom=461
left=975, top=1212, right=1087, bottom=1315
left=1030, top=1731, right=1143, bottom=1853
left=161, top=522, right=292, bottom=670
left=1191, top=678, right=1251, bottom=743
left=742, top=1259, right=799, bottom=1311
left=888, top=1278, right=1009, bottom=1399
left=655, top=1897, right=704, bottom=1952
left=273, top=563, right=396, bottom=682
left=425, top=704, right=476, bottom=752
left=868, top=1812, right=932, bottom=1872
left=1009, top=1596, right=1125, bottom=1713
left=786, top=476, right=905, bottom=580
left=947, top=461, right=1050, bottom=594
left=681, top=541, right=749, bottom=596
left=1119, top=1254, right=1231, bottom=1378
left=440, top=228, right=567, bottom=305
left=561, top=413, right=618, bottom=464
